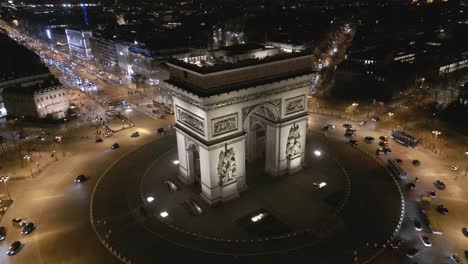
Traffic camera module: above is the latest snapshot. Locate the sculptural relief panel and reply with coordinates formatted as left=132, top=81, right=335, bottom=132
left=285, top=95, right=305, bottom=115
left=176, top=106, right=205, bottom=136
left=212, top=113, right=238, bottom=137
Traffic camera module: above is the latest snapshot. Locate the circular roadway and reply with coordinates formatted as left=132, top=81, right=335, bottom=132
left=91, top=129, right=404, bottom=263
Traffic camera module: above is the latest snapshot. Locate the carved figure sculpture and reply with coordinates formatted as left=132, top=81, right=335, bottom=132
left=218, top=144, right=237, bottom=185
left=286, top=123, right=301, bottom=157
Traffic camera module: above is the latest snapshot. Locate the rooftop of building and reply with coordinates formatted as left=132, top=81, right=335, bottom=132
left=167, top=49, right=314, bottom=74
left=2, top=77, right=63, bottom=96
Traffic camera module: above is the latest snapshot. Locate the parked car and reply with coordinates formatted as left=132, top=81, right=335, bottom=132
left=348, top=139, right=358, bottom=146
left=111, top=143, right=120, bottom=149
left=435, top=180, right=446, bottom=190
left=450, top=165, right=459, bottom=171
left=412, top=160, right=421, bottom=166
left=395, top=158, right=403, bottom=164
left=95, top=138, right=103, bottom=143
left=342, top=124, right=353, bottom=129
left=364, top=136, right=375, bottom=143
left=75, top=175, right=86, bottom=183
left=419, top=234, right=432, bottom=247
left=21, top=223, right=35, bottom=235
left=379, top=136, right=388, bottom=141
left=407, top=182, right=416, bottom=191
left=131, top=131, right=140, bottom=138
left=429, top=189, right=437, bottom=198
left=0, top=226, right=5, bottom=240
left=371, top=116, right=381, bottom=122
left=104, top=131, right=113, bottom=138
left=382, top=147, right=392, bottom=154
left=463, top=227, right=468, bottom=237
left=160, top=115, right=167, bottom=119
left=12, top=218, right=27, bottom=227
left=7, top=241, right=21, bottom=256
left=157, top=128, right=165, bottom=134
left=406, top=248, right=420, bottom=258
left=358, top=121, right=367, bottom=126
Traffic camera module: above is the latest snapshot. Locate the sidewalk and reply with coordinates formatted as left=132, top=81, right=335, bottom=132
left=0, top=149, right=66, bottom=180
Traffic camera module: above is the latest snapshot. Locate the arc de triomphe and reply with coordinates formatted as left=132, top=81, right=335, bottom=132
left=164, top=53, right=316, bottom=204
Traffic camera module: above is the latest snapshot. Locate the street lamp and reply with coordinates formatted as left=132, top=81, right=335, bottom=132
left=0, top=176, right=11, bottom=201
left=432, top=130, right=442, bottom=138
left=23, top=154, right=33, bottom=178
left=314, top=150, right=322, bottom=157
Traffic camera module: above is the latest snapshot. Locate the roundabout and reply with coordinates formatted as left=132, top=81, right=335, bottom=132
left=90, top=128, right=404, bottom=263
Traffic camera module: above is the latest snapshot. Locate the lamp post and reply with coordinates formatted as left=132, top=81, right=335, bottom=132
left=23, top=154, right=33, bottom=178
left=0, top=176, right=11, bottom=201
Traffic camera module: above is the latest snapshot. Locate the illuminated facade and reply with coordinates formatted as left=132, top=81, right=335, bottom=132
left=165, top=51, right=315, bottom=204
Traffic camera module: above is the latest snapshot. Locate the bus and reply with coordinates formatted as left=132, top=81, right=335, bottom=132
left=391, top=130, right=418, bottom=148
left=388, top=159, right=408, bottom=179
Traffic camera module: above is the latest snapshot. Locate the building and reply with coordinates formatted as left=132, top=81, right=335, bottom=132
left=2, top=77, right=70, bottom=120
left=90, top=31, right=119, bottom=69
left=164, top=47, right=315, bottom=204
left=65, top=28, right=93, bottom=59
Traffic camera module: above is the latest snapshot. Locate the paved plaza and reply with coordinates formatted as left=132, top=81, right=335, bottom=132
left=91, top=128, right=403, bottom=263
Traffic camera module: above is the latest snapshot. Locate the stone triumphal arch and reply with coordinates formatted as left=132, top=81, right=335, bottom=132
left=164, top=51, right=316, bottom=204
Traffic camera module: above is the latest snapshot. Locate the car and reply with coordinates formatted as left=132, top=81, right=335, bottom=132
left=358, top=121, right=367, bottom=126
left=157, top=128, right=165, bottom=134
left=378, top=141, right=389, bottom=147
left=379, top=136, right=388, bottom=141
left=111, top=143, right=120, bottom=149
left=12, top=218, right=27, bottom=227
left=131, top=131, right=140, bottom=138
left=450, top=165, right=459, bottom=171
left=21, top=223, right=35, bottom=235
left=435, top=180, right=446, bottom=190
left=407, top=182, right=416, bottom=191
left=104, top=132, right=113, bottom=138
left=7, top=241, right=21, bottom=256
left=342, top=124, right=353, bottom=129
left=412, top=160, right=421, bottom=166
left=413, top=219, right=422, bottom=231
left=0, top=227, right=5, bottom=240
left=463, top=227, right=468, bottom=237
left=419, top=234, right=432, bottom=247
left=348, top=139, right=358, bottom=146
left=429, top=189, right=437, bottom=198
left=395, top=158, right=403, bottom=164
left=74, top=175, right=86, bottom=183
left=36, top=135, right=46, bottom=142
left=437, top=204, right=449, bottom=215
left=371, top=116, right=380, bottom=122
left=322, top=124, right=336, bottom=130
left=95, top=138, right=103, bottom=143
left=389, top=239, right=403, bottom=249
left=449, top=254, right=464, bottom=264
left=383, top=147, right=392, bottom=154
left=160, top=115, right=167, bottom=119
left=364, top=136, right=375, bottom=143
left=406, top=248, right=420, bottom=258
left=146, top=104, right=152, bottom=108
left=376, top=148, right=385, bottom=155
left=152, top=109, right=159, bottom=114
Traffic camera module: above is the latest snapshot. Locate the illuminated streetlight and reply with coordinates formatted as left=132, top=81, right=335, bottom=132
left=171, top=160, right=180, bottom=165
left=146, top=196, right=155, bottom=203
left=314, top=150, right=322, bottom=157
left=388, top=112, right=394, bottom=117
left=0, top=176, right=11, bottom=200
left=432, top=130, right=442, bottom=137
left=23, top=154, right=33, bottom=178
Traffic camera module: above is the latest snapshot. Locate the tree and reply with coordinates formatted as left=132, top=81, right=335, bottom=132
left=131, top=74, right=147, bottom=93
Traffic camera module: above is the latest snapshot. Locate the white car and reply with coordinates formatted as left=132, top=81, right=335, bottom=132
left=450, top=165, right=459, bottom=171
left=419, top=234, right=432, bottom=247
